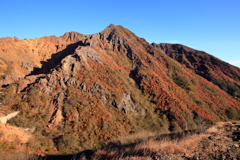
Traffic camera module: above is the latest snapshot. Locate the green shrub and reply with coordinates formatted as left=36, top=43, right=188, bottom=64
left=54, top=134, right=81, bottom=154
left=172, top=74, right=191, bottom=90
left=205, top=74, right=240, bottom=98
left=226, top=108, right=240, bottom=120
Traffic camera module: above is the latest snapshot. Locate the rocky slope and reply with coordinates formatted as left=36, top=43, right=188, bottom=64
left=0, top=31, right=85, bottom=85
left=154, top=43, right=240, bottom=99
left=0, top=24, right=239, bottom=155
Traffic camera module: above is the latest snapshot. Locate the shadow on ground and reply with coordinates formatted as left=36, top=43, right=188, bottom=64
left=27, top=41, right=86, bottom=76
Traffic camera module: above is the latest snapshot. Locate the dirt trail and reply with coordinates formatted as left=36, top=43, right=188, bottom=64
left=0, top=111, right=20, bottom=124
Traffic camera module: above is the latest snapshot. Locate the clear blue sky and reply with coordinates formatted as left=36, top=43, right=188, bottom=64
left=1, top=0, right=240, bottom=67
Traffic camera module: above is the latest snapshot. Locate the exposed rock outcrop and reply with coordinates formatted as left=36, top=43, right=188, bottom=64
left=0, top=31, right=86, bottom=86
left=112, top=92, right=139, bottom=114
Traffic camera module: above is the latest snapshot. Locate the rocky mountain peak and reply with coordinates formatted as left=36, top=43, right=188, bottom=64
left=99, top=24, right=138, bottom=44
left=60, top=31, right=85, bottom=42
left=101, top=24, right=118, bottom=33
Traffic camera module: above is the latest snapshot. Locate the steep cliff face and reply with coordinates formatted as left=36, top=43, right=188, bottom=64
left=154, top=43, right=240, bottom=99
left=0, top=24, right=240, bottom=154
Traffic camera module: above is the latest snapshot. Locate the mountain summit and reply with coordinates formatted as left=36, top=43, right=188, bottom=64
left=0, top=24, right=239, bottom=154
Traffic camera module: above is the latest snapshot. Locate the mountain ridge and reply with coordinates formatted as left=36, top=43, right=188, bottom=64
left=0, top=24, right=239, bottom=155
left=154, top=43, right=240, bottom=99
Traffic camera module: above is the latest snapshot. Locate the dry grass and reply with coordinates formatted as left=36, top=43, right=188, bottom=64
left=120, top=157, right=152, bottom=160
left=116, top=130, right=159, bottom=145
left=178, top=134, right=208, bottom=150
left=133, top=132, right=209, bottom=157
left=0, top=151, right=41, bottom=160
left=92, top=127, right=212, bottom=159
left=134, top=138, right=183, bottom=154
left=205, top=121, right=225, bottom=134
left=91, top=121, right=240, bottom=159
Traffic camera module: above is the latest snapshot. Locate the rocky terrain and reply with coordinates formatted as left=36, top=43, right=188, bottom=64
left=0, top=24, right=239, bottom=158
